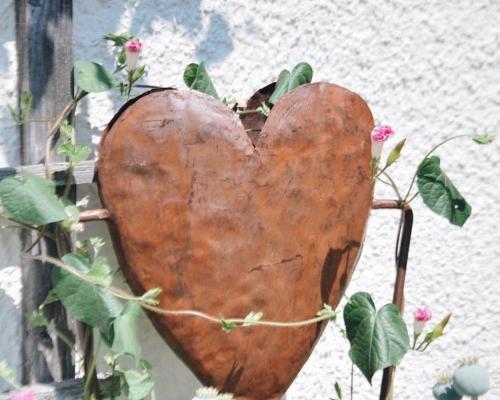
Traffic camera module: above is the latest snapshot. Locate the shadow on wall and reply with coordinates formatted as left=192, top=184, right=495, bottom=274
left=117, top=0, right=234, bottom=65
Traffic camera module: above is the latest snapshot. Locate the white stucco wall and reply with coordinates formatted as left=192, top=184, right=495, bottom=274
left=1, top=0, right=500, bottom=398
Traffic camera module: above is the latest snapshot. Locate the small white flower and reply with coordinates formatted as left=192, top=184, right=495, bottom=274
left=70, top=222, right=85, bottom=233
left=192, top=387, right=234, bottom=400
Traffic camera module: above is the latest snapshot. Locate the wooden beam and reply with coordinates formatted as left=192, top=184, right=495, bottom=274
left=0, top=160, right=96, bottom=185
left=15, top=0, right=75, bottom=385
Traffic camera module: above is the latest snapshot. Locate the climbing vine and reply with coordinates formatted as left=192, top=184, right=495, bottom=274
left=0, top=32, right=494, bottom=400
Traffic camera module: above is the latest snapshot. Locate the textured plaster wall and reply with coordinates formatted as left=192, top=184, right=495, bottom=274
left=0, top=0, right=22, bottom=392
left=1, top=0, right=500, bottom=398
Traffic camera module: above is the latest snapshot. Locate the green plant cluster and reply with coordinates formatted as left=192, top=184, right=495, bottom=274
left=0, top=31, right=495, bottom=400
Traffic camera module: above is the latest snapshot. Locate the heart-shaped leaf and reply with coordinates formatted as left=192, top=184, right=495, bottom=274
left=52, top=253, right=123, bottom=330
left=416, top=156, right=471, bottom=227
left=269, top=62, right=313, bottom=105
left=111, top=302, right=143, bottom=359
left=57, top=142, right=92, bottom=165
left=344, top=292, right=409, bottom=383
left=0, top=173, right=68, bottom=225
left=121, top=368, right=154, bottom=400
left=183, top=62, right=219, bottom=99
left=75, top=60, right=117, bottom=93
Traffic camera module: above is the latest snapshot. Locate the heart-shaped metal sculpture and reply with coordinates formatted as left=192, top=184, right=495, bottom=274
left=97, top=82, right=374, bottom=399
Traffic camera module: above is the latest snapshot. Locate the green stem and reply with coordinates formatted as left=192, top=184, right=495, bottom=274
left=84, top=335, right=101, bottom=400
left=237, top=109, right=260, bottom=116
left=402, top=134, right=470, bottom=202
left=378, top=171, right=403, bottom=201
left=53, top=326, right=76, bottom=351
left=411, top=332, right=420, bottom=350
left=26, top=254, right=337, bottom=329
left=406, top=191, right=419, bottom=204
left=44, top=90, right=87, bottom=178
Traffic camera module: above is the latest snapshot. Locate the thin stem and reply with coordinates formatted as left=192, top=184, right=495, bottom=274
left=406, top=191, right=419, bottom=204
left=378, top=171, right=403, bottom=201
left=237, top=109, right=261, bottom=116
left=0, top=212, right=55, bottom=240
left=44, top=90, right=87, bottom=178
left=52, top=325, right=76, bottom=351
left=26, top=254, right=336, bottom=329
left=84, top=335, right=101, bottom=400
left=134, top=84, right=169, bottom=90
left=411, top=332, right=420, bottom=350
left=402, top=134, right=470, bottom=201
left=23, top=227, right=47, bottom=253
left=350, top=362, right=354, bottom=400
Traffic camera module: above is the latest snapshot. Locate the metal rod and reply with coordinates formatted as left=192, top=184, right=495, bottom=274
left=377, top=203, right=413, bottom=400
left=78, top=199, right=413, bottom=400
left=78, top=208, right=110, bottom=222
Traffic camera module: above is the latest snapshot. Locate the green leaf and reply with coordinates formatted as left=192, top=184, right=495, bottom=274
left=122, top=369, right=154, bottom=400
left=183, top=63, right=199, bottom=87
left=131, top=65, right=146, bottom=83
left=472, top=133, right=495, bottom=144
left=103, top=32, right=134, bottom=47
left=0, top=172, right=68, bottom=225
left=424, top=313, right=452, bottom=344
left=220, top=318, right=236, bottom=332
left=87, top=257, right=113, bottom=287
left=385, top=138, right=406, bottom=167
left=26, top=311, right=50, bottom=327
left=269, top=62, right=313, bottom=105
left=343, top=292, right=409, bottom=383
left=242, top=311, right=263, bottom=327
left=52, top=253, right=123, bottom=329
left=21, top=91, right=32, bottom=111
left=111, top=302, right=143, bottom=359
left=75, top=61, right=118, bottom=93
left=416, top=156, right=471, bottom=227
left=183, top=62, right=219, bottom=99
left=57, top=142, right=91, bottom=165
left=0, top=361, right=18, bottom=388
left=335, top=381, right=342, bottom=399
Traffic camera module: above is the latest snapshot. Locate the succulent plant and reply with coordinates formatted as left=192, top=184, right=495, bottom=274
left=433, top=375, right=462, bottom=400
left=452, top=358, right=490, bottom=399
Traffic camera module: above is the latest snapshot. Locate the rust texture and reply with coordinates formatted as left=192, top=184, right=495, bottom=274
left=97, top=82, right=374, bottom=399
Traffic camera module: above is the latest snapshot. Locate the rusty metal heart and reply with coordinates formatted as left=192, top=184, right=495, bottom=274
left=97, top=82, right=374, bottom=399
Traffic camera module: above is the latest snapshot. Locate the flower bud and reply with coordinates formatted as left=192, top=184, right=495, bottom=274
left=124, top=39, right=142, bottom=71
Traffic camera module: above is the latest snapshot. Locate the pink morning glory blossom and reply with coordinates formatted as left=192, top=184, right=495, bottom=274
left=124, top=39, right=142, bottom=71
left=413, top=307, right=432, bottom=334
left=11, top=388, right=35, bottom=400
left=371, top=125, right=395, bottom=159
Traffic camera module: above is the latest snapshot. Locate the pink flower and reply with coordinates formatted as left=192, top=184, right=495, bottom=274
left=11, top=389, right=35, bottom=400
left=413, top=307, right=432, bottom=334
left=371, top=125, right=395, bottom=159
left=124, top=39, right=142, bottom=71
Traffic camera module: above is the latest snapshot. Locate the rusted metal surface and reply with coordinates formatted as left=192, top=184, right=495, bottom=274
left=78, top=208, right=109, bottom=222
left=97, top=83, right=374, bottom=399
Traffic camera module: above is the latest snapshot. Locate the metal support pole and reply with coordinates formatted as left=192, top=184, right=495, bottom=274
left=372, top=200, right=414, bottom=400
